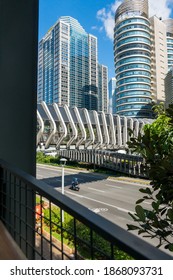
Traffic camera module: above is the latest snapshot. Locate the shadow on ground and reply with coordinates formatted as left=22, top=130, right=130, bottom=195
left=38, top=170, right=109, bottom=190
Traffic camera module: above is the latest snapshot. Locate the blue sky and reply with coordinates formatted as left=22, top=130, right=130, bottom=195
left=39, top=0, right=173, bottom=79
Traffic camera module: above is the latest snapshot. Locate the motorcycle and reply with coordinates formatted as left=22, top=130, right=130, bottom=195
left=70, top=178, right=80, bottom=191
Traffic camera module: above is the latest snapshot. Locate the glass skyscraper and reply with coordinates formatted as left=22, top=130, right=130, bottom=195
left=114, top=0, right=152, bottom=118
left=108, top=78, right=116, bottom=114
left=38, top=16, right=108, bottom=112
left=98, top=64, right=108, bottom=112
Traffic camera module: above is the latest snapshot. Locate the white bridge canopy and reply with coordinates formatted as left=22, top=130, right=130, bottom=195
left=37, top=101, right=152, bottom=150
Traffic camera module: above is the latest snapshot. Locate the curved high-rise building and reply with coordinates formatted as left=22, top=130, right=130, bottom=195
left=114, top=0, right=152, bottom=117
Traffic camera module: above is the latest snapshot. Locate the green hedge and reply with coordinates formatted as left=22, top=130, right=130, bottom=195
left=43, top=206, right=132, bottom=260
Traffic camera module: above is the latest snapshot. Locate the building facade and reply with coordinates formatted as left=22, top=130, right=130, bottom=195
left=114, top=0, right=153, bottom=118
left=38, top=16, right=107, bottom=112
left=114, top=0, right=173, bottom=117
left=108, top=78, right=116, bottom=114
left=150, top=16, right=168, bottom=103
left=164, top=20, right=173, bottom=108
left=98, top=64, right=108, bottom=112
left=165, top=67, right=173, bottom=108
left=163, top=19, right=173, bottom=70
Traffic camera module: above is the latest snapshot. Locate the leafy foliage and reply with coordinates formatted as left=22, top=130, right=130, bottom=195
left=36, top=151, right=60, bottom=164
left=127, top=104, right=173, bottom=251
left=152, top=102, right=165, bottom=118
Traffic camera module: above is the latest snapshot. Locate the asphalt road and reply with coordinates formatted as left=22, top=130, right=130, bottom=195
left=36, top=164, right=173, bottom=255
left=36, top=164, right=151, bottom=230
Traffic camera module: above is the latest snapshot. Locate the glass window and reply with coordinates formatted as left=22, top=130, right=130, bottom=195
left=116, top=37, right=150, bottom=48
left=117, top=84, right=150, bottom=91
left=116, top=56, right=150, bottom=67
left=117, top=77, right=150, bottom=86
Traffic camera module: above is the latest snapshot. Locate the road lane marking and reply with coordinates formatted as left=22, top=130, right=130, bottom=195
left=88, top=187, right=105, bottom=193
left=65, top=191, right=83, bottom=198
left=106, top=184, right=122, bottom=189
left=108, top=178, right=151, bottom=187
left=65, top=191, right=134, bottom=214
left=89, top=208, right=108, bottom=213
left=143, top=201, right=151, bottom=205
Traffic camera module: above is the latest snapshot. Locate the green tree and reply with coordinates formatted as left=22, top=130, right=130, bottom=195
left=127, top=104, right=173, bottom=252
left=152, top=102, right=165, bottom=118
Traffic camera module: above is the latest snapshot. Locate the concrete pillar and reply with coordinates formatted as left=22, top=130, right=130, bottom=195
left=0, top=0, right=38, bottom=259
left=0, top=0, right=38, bottom=176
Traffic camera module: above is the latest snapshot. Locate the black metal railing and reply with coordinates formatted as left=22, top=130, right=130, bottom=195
left=0, top=159, right=172, bottom=260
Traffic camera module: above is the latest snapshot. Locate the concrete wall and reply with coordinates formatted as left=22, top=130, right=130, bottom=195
left=0, top=0, right=38, bottom=176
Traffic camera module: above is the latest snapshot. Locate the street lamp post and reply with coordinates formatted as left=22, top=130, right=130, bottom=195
left=60, top=158, right=67, bottom=223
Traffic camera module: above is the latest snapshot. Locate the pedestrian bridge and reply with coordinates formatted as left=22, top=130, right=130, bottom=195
left=37, top=101, right=152, bottom=150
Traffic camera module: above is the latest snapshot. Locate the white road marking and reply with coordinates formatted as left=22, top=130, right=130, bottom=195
left=143, top=201, right=151, bottom=205
left=89, top=208, right=108, bottom=213
left=88, top=187, right=105, bottom=193
left=65, top=191, right=134, bottom=214
left=65, top=191, right=83, bottom=198
left=108, top=178, right=151, bottom=187
left=106, top=184, right=122, bottom=189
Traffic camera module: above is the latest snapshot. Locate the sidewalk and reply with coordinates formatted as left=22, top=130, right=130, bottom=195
left=35, top=230, right=74, bottom=260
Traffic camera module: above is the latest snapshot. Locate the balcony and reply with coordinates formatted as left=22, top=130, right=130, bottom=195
left=0, top=159, right=172, bottom=260
left=0, top=1, right=172, bottom=261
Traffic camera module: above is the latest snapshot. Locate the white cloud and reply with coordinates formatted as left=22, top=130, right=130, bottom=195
left=97, top=0, right=173, bottom=41
left=149, top=0, right=173, bottom=19
left=111, top=0, right=123, bottom=13
left=91, top=25, right=98, bottom=30
left=97, top=1, right=123, bottom=40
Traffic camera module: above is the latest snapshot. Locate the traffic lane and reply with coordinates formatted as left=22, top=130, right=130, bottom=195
left=37, top=165, right=150, bottom=190
left=73, top=180, right=149, bottom=211
left=35, top=165, right=163, bottom=248
left=37, top=165, right=152, bottom=215
left=63, top=188, right=155, bottom=249
left=37, top=165, right=150, bottom=194
left=64, top=186, right=152, bottom=235
left=64, top=188, right=136, bottom=230
left=63, top=179, right=152, bottom=228
left=37, top=165, right=152, bottom=220
left=37, top=165, right=149, bottom=193
left=37, top=166, right=108, bottom=189
left=37, top=165, right=107, bottom=180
